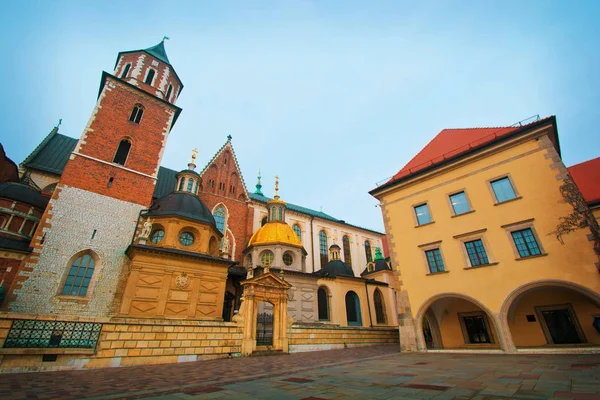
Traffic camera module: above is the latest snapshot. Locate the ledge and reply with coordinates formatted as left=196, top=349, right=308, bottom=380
left=493, top=196, right=523, bottom=206
left=515, top=253, right=548, bottom=261
left=0, top=348, right=96, bottom=355
left=415, top=221, right=435, bottom=228
left=451, top=210, right=476, bottom=218
left=426, top=270, right=449, bottom=276
left=463, top=262, right=499, bottom=270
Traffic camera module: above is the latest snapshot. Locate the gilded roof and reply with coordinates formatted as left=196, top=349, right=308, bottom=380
left=247, top=221, right=302, bottom=247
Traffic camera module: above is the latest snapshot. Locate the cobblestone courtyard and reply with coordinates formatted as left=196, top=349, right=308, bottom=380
left=2, top=345, right=600, bottom=399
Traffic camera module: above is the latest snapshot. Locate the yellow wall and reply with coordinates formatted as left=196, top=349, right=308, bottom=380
left=148, top=216, right=221, bottom=257
left=434, top=298, right=500, bottom=348
left=375, top=123, right=600, bottom=349
left=509, top=287, right=600, bottom=347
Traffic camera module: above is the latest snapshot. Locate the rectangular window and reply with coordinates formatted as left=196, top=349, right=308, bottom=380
left=491, top=177, right=517, bottom=203
left=414, top=204, right=432, bottom=225
left=464, top=239, right=489, bottom=266
left=511, top=228, right=542, bottom=257
left=449, top=191, right=470, bottom=215
left=425, top=248, right=445, bottom=273
left=461, top=315, right=491, bottom=343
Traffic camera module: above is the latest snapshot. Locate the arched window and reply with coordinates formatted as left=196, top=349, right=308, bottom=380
left=271, top=207, right=277, bottom=221
left=343, top=235, right=352, bottom=266
left=129, top=105, right=144, bottom=124
left=374, top=289, right=386, bottom=324
left=121, top=63, right=131, bottom=78
left=113, top=139, right=131, bottom=166
left=345, top=291, right=362, bottom=326
left=318, top=287, right=329, bottom=321
left=261, top=251, right=274, bottom=268
left=62, top=252, right=96, bottom=296
left=187, top=178, right=194, bottom=192
left=166, top=84, right=173, bottom=101
left=261, top=216, right=267, bottom=226
left=278, top=207, right=283, bottom=221
left=213, top=206, right=226, bottom=234
left=319, top=231, right=328, bottom=267
left=365, top=241, right=373, bottom=262
left=292, top=224, right=301, bottom=241
left=178, top=178, right=185, bottom=191
left=145, top=68, right=155, bottom=85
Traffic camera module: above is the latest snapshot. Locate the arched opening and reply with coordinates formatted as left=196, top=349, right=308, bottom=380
left=374, top=288, right=386, bottom=324
left=416, top=295, right=501, bottom=350
left=222, top=291, right=235, bottom=322
left=112, top=139, right=131, bottom=166
left=345, top=291, right=362, bottom=326
left=128, top=105, right=144, bottom=124
left=261, top=216, right=267, bottom=226
left=502, top=281, right=600, bottom=348
left=61, top=250, right=99, bottom=297
left=166, top=84, right=173, bottom=101
left=120, top=63, right=131, bottom=78
left=343, top=235, right=352, bottom=266
left=318, top=287, right=330, bottom=321
left=256, top=301, right=274, bottom=347
left=144, top=68, right=155, bottom=85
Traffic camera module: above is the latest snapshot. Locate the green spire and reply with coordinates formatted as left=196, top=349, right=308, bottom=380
left=374, top=247, right=384, bottom=261
left=144, top=40, right=170, bottom=64
left=255, top=168, right=263, bottom=195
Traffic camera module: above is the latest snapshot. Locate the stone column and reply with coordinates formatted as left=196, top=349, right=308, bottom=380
left=240, top=295, right=256, bottom=355
left=493, top=312, right=516, bottom=353
left=280, top=295, right=289, bottom=353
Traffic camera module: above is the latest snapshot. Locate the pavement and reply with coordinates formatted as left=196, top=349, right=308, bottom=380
left=2, top=345, right=600, bottom=399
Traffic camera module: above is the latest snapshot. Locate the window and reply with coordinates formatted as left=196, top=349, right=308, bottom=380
left=374, top=289, right=386, bottom=324
left=261, top=216, right=267, bottom=226
left=187, top=178, right=194, bottom=192
left=261, top=251, right=274, bottom=268
left=449, top=191, right=470, bottom=215
left=144, top=69, right=155, bottom=85
left=150, top=229, right=165, bottom=244
left=61, top=253, right=95, bottom=296
left=511, top=228, right=541, bottom=257
left=460, top=313, right=492, bottom=344
left=178, top=178, right=185, bottom=191
left=319, top=231, right=328, bottom=267
left=318, top=287, right=329, bottom=321
left=213, top=206, right=225, bottom=234
left=414, top=203, right=432, bottom=225
left=292, top=224, right=301, bottom=240
left=365, top=241, right=372, bottom=262
left=490, top=177, right=517, bottom=203
left=112, top=139, right=131, bottom=166
left=283, top=252, right=293, bottom=266
left=345, top=291, right=362, bottom=326
left=278, top=207, right=283, bottom=221
left=120, top=63, right=131, bottom=78
left=179, top=232, right=194, bottom=246
left=129, top=105, right=144, bottom=124
left=425, top=248, right=445, bottom=273
left=464, top=239, right=489, bottom=266
left=343, top=236, right=352, bottom=266
left=166, top=84, right=173, bottom=101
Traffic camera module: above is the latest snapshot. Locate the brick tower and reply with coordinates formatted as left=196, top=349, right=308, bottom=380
left=6, top=40, right=183, bottom=316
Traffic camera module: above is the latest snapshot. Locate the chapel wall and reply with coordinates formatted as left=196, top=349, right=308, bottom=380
left=288, top=324, right=399, bottom=353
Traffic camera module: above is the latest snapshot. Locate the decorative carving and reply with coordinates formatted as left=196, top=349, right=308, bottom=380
left=222, top=235, right=231, bottom=255
left=140, top=217, right=152, bottom=238
left=175, top=272, right=190, bottom=289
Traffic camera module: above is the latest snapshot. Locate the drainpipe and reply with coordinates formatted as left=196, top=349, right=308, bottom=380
left=310, top=216, right=315, bottom=273
left=365, top=281, right=373, bottom=328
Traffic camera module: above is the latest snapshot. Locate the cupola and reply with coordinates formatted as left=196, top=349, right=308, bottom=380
left=266, top=175, right=286, bottom=222
left=175, top=149, right=201, bottom=195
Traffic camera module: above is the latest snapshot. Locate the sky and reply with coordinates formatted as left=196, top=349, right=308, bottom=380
left=1, top=1, right=599, bottom=233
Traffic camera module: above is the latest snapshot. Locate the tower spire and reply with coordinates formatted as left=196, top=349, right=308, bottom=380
left=255, top=168, right=263, bottom=195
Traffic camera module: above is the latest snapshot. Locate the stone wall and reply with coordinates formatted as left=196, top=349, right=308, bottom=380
left=288, top=323, right=399, bottom=353
left=0, top=313, right=242, bottom=373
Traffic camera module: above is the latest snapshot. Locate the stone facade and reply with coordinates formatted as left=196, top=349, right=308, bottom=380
left=288, top=324, right=399, bottom=353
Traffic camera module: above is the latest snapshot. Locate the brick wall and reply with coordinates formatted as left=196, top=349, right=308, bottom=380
left=289, top=324, right=399, bottom=353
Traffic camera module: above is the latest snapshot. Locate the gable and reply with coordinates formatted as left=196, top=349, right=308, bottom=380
left=199, top=139, right=250, bottom=201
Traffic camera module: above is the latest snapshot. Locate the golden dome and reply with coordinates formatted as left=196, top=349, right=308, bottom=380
left=248, top=221, right=302, bottom=247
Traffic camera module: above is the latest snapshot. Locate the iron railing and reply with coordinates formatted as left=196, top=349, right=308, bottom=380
left=3, top=319, right=102, bottom=349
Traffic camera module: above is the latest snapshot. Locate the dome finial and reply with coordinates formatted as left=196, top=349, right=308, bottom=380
left=188, top=148, right=198, bottom=171
left=274, top=175, right=280, bottom=199
left=255, top=167, right=263, bottom=195
left=162, top=36, right=170, bottom=43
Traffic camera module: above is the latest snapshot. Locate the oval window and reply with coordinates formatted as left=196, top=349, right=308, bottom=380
left=150, top=229, right=165, bottom=244
left=283, top=252, right=293, bottom=266
left=179, top=232, right=194, bottom=246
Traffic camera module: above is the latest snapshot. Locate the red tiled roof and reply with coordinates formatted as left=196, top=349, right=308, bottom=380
left=385, top=116, right=555, bottom=186
left=568, top=157, right=600, bottom=206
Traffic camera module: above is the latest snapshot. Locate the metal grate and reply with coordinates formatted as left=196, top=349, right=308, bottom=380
left=3, top=319, right=102, bottom=349
left=256, top=312, right=273, bottom=346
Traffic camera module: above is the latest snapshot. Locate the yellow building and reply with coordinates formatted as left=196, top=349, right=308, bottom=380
left=370, top=116, right=600, bottom=352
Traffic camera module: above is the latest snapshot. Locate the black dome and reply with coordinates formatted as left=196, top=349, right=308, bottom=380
left=146, top=192, right=216, bottom=226
left=0, top=182, right=49, bottom=209
left=361, top=259, right=391, bottom=276
left=316, top=260, right=355, bottom=278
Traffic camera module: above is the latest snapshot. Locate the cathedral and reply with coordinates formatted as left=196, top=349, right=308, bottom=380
left=0, top=41, right=399, bottom=372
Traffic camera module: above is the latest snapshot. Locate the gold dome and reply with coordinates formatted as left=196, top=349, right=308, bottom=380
left=248, top=221, right=302, bottom=247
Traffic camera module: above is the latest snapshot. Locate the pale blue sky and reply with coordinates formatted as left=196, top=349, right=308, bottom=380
left=1, top=1, right=598, bottom=232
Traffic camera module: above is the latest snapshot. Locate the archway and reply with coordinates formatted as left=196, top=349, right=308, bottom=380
left=501, top=280, right=600, bottom=348
left=415, top=293, right=502, bottom=351
left=345, top=291, right=362, bottom=326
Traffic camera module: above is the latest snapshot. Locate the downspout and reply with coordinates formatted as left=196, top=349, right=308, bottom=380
left=365, top=281, right=373, bottom=328
left=310, top=216, right=315, bottom=273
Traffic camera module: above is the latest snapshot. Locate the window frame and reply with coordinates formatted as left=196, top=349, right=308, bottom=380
left=144, top=68, right=156, bottom=85
left=374, top=288, right=387, bottom=324
left=179, top=231, right=195, bottom=246
left=129, top=104, right=144, bottom=124
left=282, top=251, right=293, bottom=266
left=453, top=229, right=497, bottom=269
left=319, top=230, right=328, bottom=267
left=487, top=174, right=521, bottom=205
left=56, top=251, right=99, bottom=300
left=458, top=311, right=495, bottom=345
left=317, top=286, right=330, bottom=321
left=260, top=250, right=274, bottom=268
left=120, top=63, right=131, bottom=79
left=502, top=219, right=546, bottom=260
left=446, top=189, right=474, bottom=217
left=413, top=202, right=434, bottom=227
left=292, top=224, right=302, bottom=241
left=419, top=241, right=448, bottom=275
left=342, top=235, right=352, bottom=266
left=112, top=138, right=132, bottom=166
left=534, top=303, right=587, bottom=345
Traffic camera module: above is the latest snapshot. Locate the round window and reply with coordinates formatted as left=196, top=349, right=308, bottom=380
left=150, top=229, right=165, bottom=244
left=179, top=232, right=194, bottom=246
left=261, top=251, right=274, bottom=267
left=283, top=252, right=293, bottom=266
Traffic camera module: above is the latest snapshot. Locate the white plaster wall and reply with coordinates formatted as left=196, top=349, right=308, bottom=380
left=10, top=185, right=142, bottom=317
